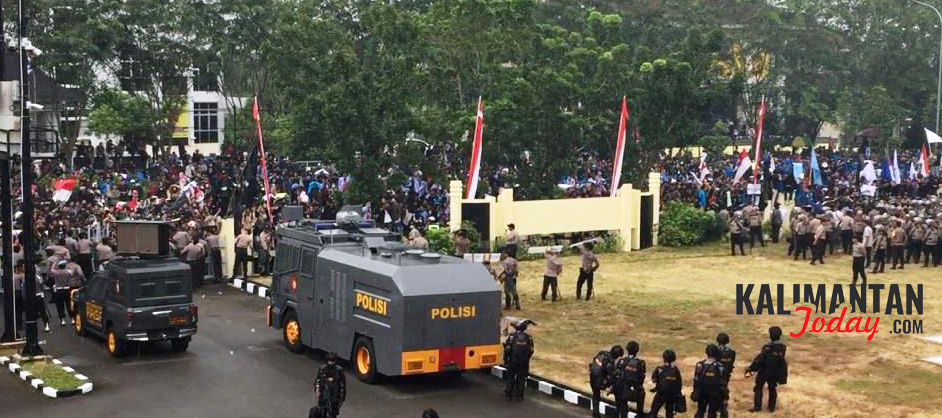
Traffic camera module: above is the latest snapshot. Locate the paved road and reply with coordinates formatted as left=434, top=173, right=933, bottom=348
left=1, top=284, right=583, bottom=418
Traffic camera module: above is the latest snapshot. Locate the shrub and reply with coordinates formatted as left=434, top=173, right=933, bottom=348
left=659, top=202, right=721, bottom=246
left=426, top=227, right=455, bottom=255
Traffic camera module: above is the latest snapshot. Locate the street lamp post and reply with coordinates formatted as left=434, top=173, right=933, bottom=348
left=913, top=0, right=942, bottom=134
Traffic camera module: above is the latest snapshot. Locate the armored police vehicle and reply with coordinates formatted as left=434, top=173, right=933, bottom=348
left=268, top=209, right=502, bottom=383
left=71, top=222, right=198, bottom=357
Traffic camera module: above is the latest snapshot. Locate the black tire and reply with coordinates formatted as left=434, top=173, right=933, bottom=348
left=106, top=327, right=126, bottom=357
left=171, top=337, right=190, bottom=352
left=353, top=336, right=378, bottom=383
left=283, top=310, right=304, bottom=354
left=73, top=311, right=86, bottom=337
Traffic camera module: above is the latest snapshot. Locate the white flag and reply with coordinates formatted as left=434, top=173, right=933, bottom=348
left=909, top=162, right=917, bottom=181
left=891, top=150, right=901, bottom=185
left=859, top=160, right=877, bottom=184
left=926, top=128, right=942, bottom=144
left=733, top=156, right=753, bottom=183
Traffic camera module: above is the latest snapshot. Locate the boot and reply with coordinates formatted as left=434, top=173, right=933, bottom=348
left=749, top=390, right=763, bottom=413
left=768, top=388, right=777, bottom=412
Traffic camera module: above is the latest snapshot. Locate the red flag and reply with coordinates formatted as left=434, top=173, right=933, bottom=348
left=610, top=97, right=629, bottom=197
left=738, top=149, right=749, bottom=163
left=53, top=178, right=76, bottom=191
left=465, top=97, right=485, bottom=199
left=921, top=144, right=931, bottom=177
left=253, top=96, right=273, bottom=224
left=752, top=99, right=767, bottom=184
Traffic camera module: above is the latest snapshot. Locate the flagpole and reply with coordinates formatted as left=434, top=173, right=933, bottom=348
left=252, top=96, right=273, bottom=225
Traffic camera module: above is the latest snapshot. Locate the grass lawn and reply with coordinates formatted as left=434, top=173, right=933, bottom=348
left=19, top=358, right=84, bottom=391
left=0, top=346, right=17, bottom=358
left=511, top=241, right=942, bottom=417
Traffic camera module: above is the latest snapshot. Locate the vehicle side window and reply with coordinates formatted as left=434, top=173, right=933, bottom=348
left=291, top=246, right=301, bottom=271
left=88, top=275, right=106, bottom=300
left=275, top=243, right=291, bottom=272
left=301, top=248, right=315, bottom=277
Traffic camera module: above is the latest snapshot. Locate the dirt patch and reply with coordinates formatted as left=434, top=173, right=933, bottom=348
left=511, top=242, right=942, bottom=417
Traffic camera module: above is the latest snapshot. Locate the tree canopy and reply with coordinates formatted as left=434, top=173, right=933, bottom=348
left=15, top=0, right=942, bottom=198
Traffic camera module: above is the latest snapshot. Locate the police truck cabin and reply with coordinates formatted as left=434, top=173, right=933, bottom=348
left=268, top=219, right=502, bottom=383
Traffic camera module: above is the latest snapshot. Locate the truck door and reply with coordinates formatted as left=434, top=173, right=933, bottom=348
left=84, top=274, right=107, bottom=333
left=298, top=247, right=317, bottom=346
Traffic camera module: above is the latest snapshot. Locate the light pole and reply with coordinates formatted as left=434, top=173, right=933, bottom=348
left=913, top=0, right=942, bottom=133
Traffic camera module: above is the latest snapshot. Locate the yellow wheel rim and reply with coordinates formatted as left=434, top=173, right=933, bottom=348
left=74, top=315, right=82, bottom=333
left=107, top=332, right=116, bottom=353
left=357, top=346, right=370, bottom=375
left=285, top=320, right=300, bottom=345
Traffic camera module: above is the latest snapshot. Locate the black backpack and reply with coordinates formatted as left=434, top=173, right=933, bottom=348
left=655, top=365, right=682, bottom=395
left=623, top=357, right=645, bottom=384
left=697, top=361, right=723, bottom=393
left=589, top=351, right=611, bottom=378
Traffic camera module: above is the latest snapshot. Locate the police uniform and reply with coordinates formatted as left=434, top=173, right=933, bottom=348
left=890, top=224, right=907, bottom=269
left=649, top=363, right=683, bottom=418
left=49, top=262, right=74, bottom=324
left=589, top=350, right=616, bottom=417
left=314, top=362, right=346, bottom=417
left=852, top=240, right=867, bottom=286
left=504, top=323, right=534, bottom=401
left=717, top=345, right=736, bottom=418
left=728, top=214, right=745, bottom=256
left=924, top=221, right=940, bottom=267
left=576, top=248, right=599, bottom=300
left=500, top=256, right=520, bottom=310
left=748, top=341, right=787, bottom=413
left=206, top=232, right=223, bottom=282
left=613, top=354, right=646, bottom=418
left=541, top=252, right=562, bottom=302
left=693, top=358, right=725, bottom=418
left=871, top=226, right=888, bottom=273
left=906, top=219, right=925, bottom=264
left=745, top=204, right=764, bottom=248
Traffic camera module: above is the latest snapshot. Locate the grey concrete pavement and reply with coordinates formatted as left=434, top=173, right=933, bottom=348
left=1, top=284, right=583, bottom=418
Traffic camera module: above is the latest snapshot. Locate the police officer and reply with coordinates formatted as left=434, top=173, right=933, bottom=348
left=590, top=345, right=623, bottom=418
left=852, top=236, right=868, bottom=287
left=50, top=260, right=74, bottom=326
left=810, top=215, right=826, bottom=265
left=693, top=344, right=725, bottom=418
left=792, top=214, right=808, bottom=260
left=314, top=353, right=346, bottom=418
left=907, top=217, right=925, bottom=264
left=503, top=320, right=535, bottom=401
left=729, top=211, right=745, bottom=256
left=871, top=225, right=888, bottom=274
left=746, top=326, right=787, bottom=413
left=890, top=220, right=907, bottom=270
left=613, top=341, right=645, bottom=418
left=923, top=219, right=939, bottom=267
left=745, top=202, right=764, bottom=248
left=499, top=250, right=520, bottom=310
left=649, top=349, right=683, bottom=418
left=716, top=333, right=735, bottom=418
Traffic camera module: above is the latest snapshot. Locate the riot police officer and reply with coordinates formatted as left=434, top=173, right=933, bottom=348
left=613, top=341, right=645, bottom=418
left=693, top=344, right=725, bottom=418
left=716, top=333, right=736, bottom=418
left=649, top=349, right=683, bottom=418
left=746, top=326, right=788, bottom=413
left=590, top=345, right=623, bottom=417
left=314, top=353, right=346, bottom=418
left=504, top=319, right=535, bottom=401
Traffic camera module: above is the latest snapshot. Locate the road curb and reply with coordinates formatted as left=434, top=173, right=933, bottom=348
left=0, top=354, right=93, bottom=398
left=490, top=366, right=635, bottom=417
left=230, top=278, right=270, bottom=300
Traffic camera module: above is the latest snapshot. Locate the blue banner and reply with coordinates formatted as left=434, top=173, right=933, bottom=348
left=810, top=149, right=823, bottom=186
left=792, top=162, right=805, bottom=183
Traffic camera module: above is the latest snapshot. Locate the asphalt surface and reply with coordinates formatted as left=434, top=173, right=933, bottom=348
left=1, top=283, right=584, bottom=418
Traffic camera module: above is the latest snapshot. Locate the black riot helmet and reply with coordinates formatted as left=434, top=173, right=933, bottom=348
left=610, top=345, right=624, bottom=359
left=626, top=340, right=640, bottom=356
left=706, top=344, right=720, bottom=359
left=514, top=319, right=536, bottom=331
left=326, top=352, right=338, bottom=364
left=716, top=332, right=730, bottom=345
left=663, top=349, right=677, bottom=363
left=769, top=326, right=783, bottom=341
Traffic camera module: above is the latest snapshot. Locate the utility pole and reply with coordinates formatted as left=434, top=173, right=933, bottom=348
left=0, top=0, right=17, bottom=344
left=19, top=0, right=42, bottom=356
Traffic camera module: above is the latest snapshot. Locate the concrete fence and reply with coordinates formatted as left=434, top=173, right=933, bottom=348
left=449, top=173, right=661, bottom=252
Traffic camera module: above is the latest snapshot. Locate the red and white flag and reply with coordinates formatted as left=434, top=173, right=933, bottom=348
left=610, top=97, right=629, bottom=197
left=465, top=97, right=485, bottom=199
left=253, top=96, right=273, bottom=223
left=752, top=99, right=767, bottom=184
left=920, top=144, right=931, bottom=177
left=52, top=178, right=76, bottom=203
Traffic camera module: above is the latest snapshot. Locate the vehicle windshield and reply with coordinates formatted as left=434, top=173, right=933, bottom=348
left=131, top=275, right=192, bottom=307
